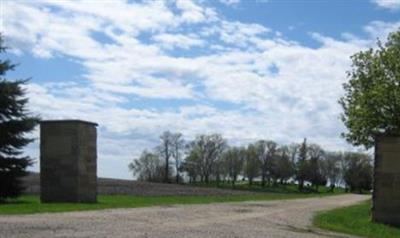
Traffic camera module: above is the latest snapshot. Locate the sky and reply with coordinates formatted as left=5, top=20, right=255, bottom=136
left=1, top=0, right=400, bottom=179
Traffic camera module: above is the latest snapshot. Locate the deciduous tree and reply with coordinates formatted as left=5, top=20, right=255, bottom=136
left=189, top=134, right=226, bottom=184
left=255, top=140, right=277, bottom=187
left=128, top=150, right=163, bottom=182
left=222, top=147, right=244, bottom=186
left=343, top=152, right=373, bottom=193
left=270, top=148, right=295, bottom=185
left=171, top=132, right=185, bottom=183
left=306, top=144, right=327, bottom=191
left=244, top=144, right=260, bottom=186
left=157, top=131, right=174, bottom=183
left=296, top=138, right=308, bottom=191
left=340, top=29, right=400, bottom=148
left=325, top=152, right=342, bottom=192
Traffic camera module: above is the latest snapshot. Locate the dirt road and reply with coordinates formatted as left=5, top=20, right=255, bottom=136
left=0, top=194, right=369, bottom=238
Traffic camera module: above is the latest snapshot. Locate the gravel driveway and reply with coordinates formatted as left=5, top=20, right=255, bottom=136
left=0, top=194, right=369, bottom=238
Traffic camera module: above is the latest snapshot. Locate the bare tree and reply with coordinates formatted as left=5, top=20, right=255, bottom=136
left=171, top=132, right=185, bottom=183
left=270, top=148, right=295, bottom=185
left=255, top=140, right=277, bottom=187
left=131, top=131, right=372, bottom=196
left=297, top=138, right=308, bottom=191
left=288, top=143, right=300, bottom=163
left=244, top=143, right=261, bottom=186
left=342, top=152, right=373, bottom=193
left=189, top=134, right=226, bottom=184
left=222, top=147, right=245, bottom=186
left=325, top=152, right=342, bottom=192
left=158, top=131, right=174, bottom=183
left=307, top=144, right=326, bottom=191
left=182, top=150, right=200, bottom=183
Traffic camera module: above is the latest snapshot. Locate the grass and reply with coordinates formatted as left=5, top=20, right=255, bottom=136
left=191, top=181, right=346, bottom=195
left=1, top=191, right=338, bottom=215
left=314, top=200, right=400, bottom=238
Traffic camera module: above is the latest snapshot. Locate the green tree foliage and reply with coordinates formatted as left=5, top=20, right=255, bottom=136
left=270, top=147, right=295, bottom=185
left=306, top=144, right=327, bottom=191
left=131, top=132, right=372, bottom=194
left=342, top=152, right=373, bottom=193
left=221, top=147, right=244, bottom=186
left=0, top=35, right=39, bottom=201
left=128, top=150, right=172, bottom=182
left=181, top=150, right=200, bottom=183
left=340, top=29, right=400, bottom=149
left=188, top=134, right=226, bottom=184
left=244, top=143, right=261, bottom=186
left=255, top=140, right=277, bottom=187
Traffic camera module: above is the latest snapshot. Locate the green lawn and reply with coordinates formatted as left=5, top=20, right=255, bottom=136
left=314, top=200, right=400, bottom=238
left=2, top=192, right=335, bottom=215
left=191, top=181, right=346, bottom=194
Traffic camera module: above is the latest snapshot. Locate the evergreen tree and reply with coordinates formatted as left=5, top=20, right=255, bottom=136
left=0, top=35, right=39, bottom=201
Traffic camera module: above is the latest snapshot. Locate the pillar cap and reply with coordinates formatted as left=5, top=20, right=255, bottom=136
left=40, top=119, right=98, bottom=126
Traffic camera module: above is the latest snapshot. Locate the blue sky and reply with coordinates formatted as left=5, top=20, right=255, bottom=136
left=2, top=0, right=400, bottom=179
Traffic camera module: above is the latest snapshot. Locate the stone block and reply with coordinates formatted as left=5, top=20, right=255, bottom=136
left=40, top=120, right=98, bottom=203
left=373, top=135, right=400, bottom=227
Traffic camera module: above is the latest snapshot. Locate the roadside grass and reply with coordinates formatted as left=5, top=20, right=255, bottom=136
left=314, top=200, right=400, bottom=238
left=191, top=181, right=346, bottom=195
left=2, top=191, right=337, bottom=215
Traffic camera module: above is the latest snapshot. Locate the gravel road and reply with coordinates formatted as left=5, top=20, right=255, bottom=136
left=0, top=194, right=369, bottom=238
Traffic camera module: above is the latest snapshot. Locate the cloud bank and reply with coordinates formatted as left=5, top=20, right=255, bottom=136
left=3, top=0, right=399, bottom=178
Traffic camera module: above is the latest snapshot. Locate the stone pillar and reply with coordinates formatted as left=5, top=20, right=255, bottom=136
left=373, top=135, right=400, bottom=226
left=40, top=120, right=98, bottom=203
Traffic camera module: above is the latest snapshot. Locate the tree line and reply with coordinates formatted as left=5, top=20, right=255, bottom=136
left=129, top=131, right=373, bottom=193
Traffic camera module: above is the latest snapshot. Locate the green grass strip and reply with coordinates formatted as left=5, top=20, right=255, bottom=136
left=314, top=200, right=400, bottom=238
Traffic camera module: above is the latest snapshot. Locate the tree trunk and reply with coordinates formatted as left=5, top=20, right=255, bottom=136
left=273, top=179, right=277, bottom=186
left=329, top=184, right=335, bottom=192
left=261, top=173, right=266, bottom=187
left=164, top=152, right=169, bottom=183
left=165, top=160, right=169, bottom=183
left=298, top=179, right=304, bottom=191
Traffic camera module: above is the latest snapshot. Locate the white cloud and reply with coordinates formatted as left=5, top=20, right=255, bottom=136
left=218, top=21, right=271, bottom=47
left=372, top=0, right=400, bottom=11
left=219, top=0, right=241, bottom=6
left=152, top=33, right=205, bottom=49
left=363, top=21, right=400, bottom=40
left=94, top=77, right=196, bottom=99
left=3, top=0, right=399, bottom=178
left=175, top=0, right=218, bottom=23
